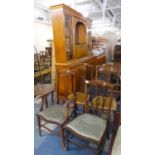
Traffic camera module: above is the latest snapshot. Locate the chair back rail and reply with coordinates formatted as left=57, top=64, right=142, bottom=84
left=85, top=80, right=114, bottom=121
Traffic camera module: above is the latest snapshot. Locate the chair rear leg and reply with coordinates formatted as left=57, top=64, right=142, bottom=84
left=37, top=115, right=42, bottom=136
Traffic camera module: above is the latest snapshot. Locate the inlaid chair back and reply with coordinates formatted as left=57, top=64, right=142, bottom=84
left=57, top=69, right=76, bottom=104
left=85, top=80, right=114, bottom=120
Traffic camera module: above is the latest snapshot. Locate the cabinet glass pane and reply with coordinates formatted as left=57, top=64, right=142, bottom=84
left=64, top=14, right=73, bottom=60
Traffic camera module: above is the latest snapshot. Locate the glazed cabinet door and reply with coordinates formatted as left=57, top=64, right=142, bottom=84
left=64, top=14, right=74, bottom=61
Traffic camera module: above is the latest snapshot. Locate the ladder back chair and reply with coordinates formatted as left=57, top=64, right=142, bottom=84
left=64, top=80, right=116, bottom=155
left=36, top=69, right=77, bottom=149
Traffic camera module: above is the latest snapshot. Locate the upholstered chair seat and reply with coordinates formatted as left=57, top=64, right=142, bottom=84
left=65, top=113, right=106, bottom=142
left=37, top=104, right=74, bottom=124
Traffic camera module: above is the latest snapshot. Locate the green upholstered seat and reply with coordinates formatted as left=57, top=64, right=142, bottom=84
left=37, top=104, right=73, bottom=124
left=65, top=113, right=106, bottom=142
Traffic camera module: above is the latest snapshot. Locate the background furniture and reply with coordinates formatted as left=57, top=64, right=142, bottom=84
left=34, top=46, right=52, bottom=85
left=68, top=63, right=94, bottom=113
left=96, top=64, right=120, bottom=101
left=113, top=45, right=121, bottom=62
left=50, top=4, right=91, bottom=63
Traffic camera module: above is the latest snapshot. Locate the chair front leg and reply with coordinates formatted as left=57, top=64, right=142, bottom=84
left=37, top=115, right=42, bottom=136
left=60, top=126, right=65, bottom=149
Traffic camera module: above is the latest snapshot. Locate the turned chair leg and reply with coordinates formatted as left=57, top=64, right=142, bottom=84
left=37, top=115, right=42, bottom=136
left=60, top=127, right=65, bottom=149
left=66, top=129, right=69, bottom=150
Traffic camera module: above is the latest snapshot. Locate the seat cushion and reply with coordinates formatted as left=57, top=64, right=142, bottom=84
left=37, top=104, right=73, bottom=124
left=91, top=96, right=116, bottom=111
left=65, top=113, right=106, bottom=142
left=68, top=92, right=88, bottom=105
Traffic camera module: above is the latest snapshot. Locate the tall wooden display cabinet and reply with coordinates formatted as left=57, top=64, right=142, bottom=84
left=50, top=4, right=100, bottom=97
left=50, top=4, right=93, bottom=63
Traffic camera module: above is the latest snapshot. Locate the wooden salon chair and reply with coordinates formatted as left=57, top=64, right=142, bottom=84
left=36, top=69, right=77, bottom=149
left=64, top=80, right=116, bottom=155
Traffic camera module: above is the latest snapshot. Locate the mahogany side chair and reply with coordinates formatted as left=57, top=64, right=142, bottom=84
left=36, top=69, right=77, bottom=149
